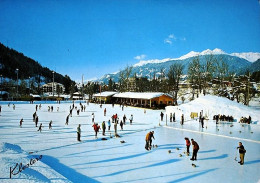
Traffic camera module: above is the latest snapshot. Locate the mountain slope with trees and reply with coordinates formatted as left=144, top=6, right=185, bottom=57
left=0, top=42, right=75, bottom=95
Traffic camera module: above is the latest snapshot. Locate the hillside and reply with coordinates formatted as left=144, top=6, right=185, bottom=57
left=0, top=43, right=74, bottom=93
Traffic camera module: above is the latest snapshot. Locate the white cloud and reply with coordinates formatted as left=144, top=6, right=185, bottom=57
left=134, top=54, right=147, bottom=60
left=164, top=34, right=186, bottom=44
left=164, top=39, right=172, bottom=44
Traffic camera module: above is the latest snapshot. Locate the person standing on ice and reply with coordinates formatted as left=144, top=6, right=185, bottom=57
left=35, top=116, right=39, bottom=127
left=114, top=120, right=118, bottom=135
left=237, top=142, right=246, bottom=165
left=104, top=108, right=106, bottom=116
left=201, top=116, right=205, bottom=128
left=65, top=115, right=69, bottom=125
left=170, top=113, right=173, bottom=122
left=173, top=112, right=175, bottom=122
left=92, top=113, right=95, bottom=123
left=49, top=120, right=52, bottom=129
left=120, top=120, right=124, bottom=130
left=92, top=123, right=100, bottom=138
left=0, top=105, right=1, bottom=113
left=13, top=104, right=15, bottom=110
left=38, top=123, right=43, bottom=132
left=129, top=114, right=133, bottom=124
left=77, top=124, right=81, bottom=141
left=160, top=112, right=164, bottom=121
left=102, top=121, right=106, bottom=135
left=108, top=120, right=111, bottom=131
left=145, top=131, right=155, bottom=150
left=181, top=114, right=184, bottom=125
left=19, top=118, right=23, bottom=127
left=190, top=139, right=199, bottom=161
left=184, top=137, right=191, bottom=155
left=123, top=115, right=127, bottom=125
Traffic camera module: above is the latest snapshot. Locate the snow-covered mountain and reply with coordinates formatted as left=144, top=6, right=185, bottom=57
left=97, top=48, right=260, bottom=83
left=230, top=52, right=260, bottom=62
left=133, top=48, right=260, bottom=67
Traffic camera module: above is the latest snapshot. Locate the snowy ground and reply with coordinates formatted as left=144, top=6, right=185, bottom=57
left=0, top=96, right=260, bottom=183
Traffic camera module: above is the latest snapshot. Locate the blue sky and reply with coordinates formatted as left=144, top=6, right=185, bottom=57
left=0, top=0, right=259, bottom=81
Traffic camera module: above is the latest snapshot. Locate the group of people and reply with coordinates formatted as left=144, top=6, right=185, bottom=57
left=213, top=114, right=234, bottom=123
left=239, top=116, right=252, bottom=124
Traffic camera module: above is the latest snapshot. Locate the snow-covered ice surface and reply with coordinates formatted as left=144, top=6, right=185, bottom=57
left=0, top=96, right=259, bottom=183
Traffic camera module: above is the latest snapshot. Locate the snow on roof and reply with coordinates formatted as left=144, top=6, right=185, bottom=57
left=93, top=91, right=118, bottom=97
left=113, top=92, right=173, bottom=100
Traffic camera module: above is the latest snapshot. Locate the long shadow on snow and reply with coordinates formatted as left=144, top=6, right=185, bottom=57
left=199, top=154, right=228, bottom=160
left=65, top=144, right=131, bottom=157
left=199, top=149, right=216, bottom=153
left=244, top=159, right=260, bottom=165
left=112, top=169, right=214, bottom=183
left=73, top=151, right=150, bottom=166
left=169, top=168, right=218, bottom=183
left=40, top=155, right=100, bottom=183
left=94, top=158, right=180, bottom=178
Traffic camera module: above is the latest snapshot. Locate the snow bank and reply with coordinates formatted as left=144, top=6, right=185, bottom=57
left=166, top=95, right=260, bottom=124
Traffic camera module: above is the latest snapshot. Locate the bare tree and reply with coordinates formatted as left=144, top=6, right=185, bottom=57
left=167, top=63, right=184, bottom=105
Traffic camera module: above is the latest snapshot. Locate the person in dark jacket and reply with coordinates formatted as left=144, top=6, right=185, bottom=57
left=49, top=120, right=52, bottom=129
left=20, top=118, right=23, bottom=127
left=77, top=124, right=81, bottom=141
left=38, top=123, right=43, bottom=132
left=120, top=120, right=124, bottom=130
left=181, top=114, right=184, bottom=125
left=190, top=139, right=199, bottom=160
left=185, top=137, right=191, bottom=155
left=160, top=112, right=164, bottom=121
left=237, top=142, right=246, bottom=165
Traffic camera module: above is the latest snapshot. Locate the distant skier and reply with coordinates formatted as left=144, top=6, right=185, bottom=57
left=190, top=139, right=199, bottom=161
left=181, top=114, right=184, bottom=125
left=92, top=113, right=95, bottom=123
left=19, top=118, right=23, bottom=127
left=237, top=142, right=246, bottom=165
left=108, top=120, right=111, bottom=131
left=33, top=112, right=37, bottom=121
left=160, top=112, right=164, bottom=121
left=35, top=116, right=39, bottom=127
left=38, top=123, right=43, bottom=132
left=120, top=120, right=124, bottom=130
left=184, top=137, right=191, bottom=155
left=170, top=113, right=173, bottom=122
left=145, top=131, right=155, bottom=151
left=77, top=124, right=81, bottom=141
left=102, top=121, right=106, bottom=136
left=13, top=104, right=15, bottom=110
left=39, top=104, right=42, bottom=110
left=114, top=121, right=118, bottom=135
left=36, top=105, right=38, bottom=111
left=123, top=115, right=127, bottom=125
left=104, top=108, right=106, bottom=116
left=201, top=116, right=205, bottom=128
left=65, top=115, right=69, bottom=125
left=129, top=114, right=133, bottom=124
left=49, top=120, right=52, bottom=129
left=173, top=112, right=175, bottom=122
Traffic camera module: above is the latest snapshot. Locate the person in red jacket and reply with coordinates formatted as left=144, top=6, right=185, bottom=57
left=184, top=137, right=191, bottom=155
left=92, top=123, right=100, bottom=139
left=190, top=139, right=199, bottom=161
